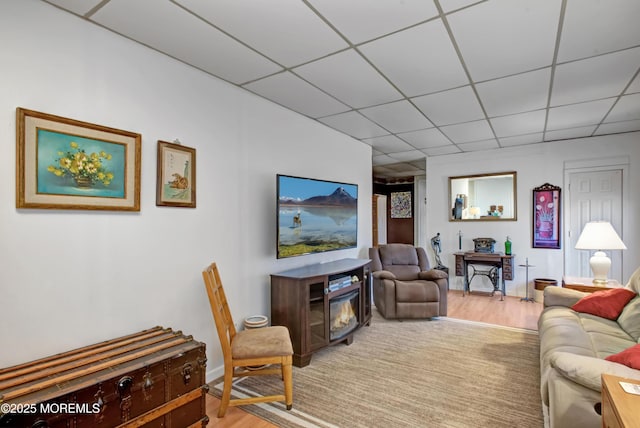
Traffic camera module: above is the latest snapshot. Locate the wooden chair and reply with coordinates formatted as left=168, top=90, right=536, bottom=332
left=202, top=262, right=293, bottom=417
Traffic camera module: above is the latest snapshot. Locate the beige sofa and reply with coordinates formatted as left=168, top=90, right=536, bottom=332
left=538, top=267, right=640, bottom=428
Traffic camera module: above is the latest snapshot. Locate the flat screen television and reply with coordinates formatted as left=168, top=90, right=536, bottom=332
left=277, top=174, right=358, bottom=259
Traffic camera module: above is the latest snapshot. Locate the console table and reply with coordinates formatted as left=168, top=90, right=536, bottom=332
left=271, top=258, right=371, bottom=367
left=454, top=252, right=514, bottom=300
left=562, top=276, right=622, bottom=293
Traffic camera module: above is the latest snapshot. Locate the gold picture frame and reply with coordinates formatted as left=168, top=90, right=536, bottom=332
left=156, top=140, right=196, bottom=208
left=16, top=107, right=141, bottom=211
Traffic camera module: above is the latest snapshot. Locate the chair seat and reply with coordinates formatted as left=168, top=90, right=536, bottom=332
left=232, top=326, right=293, bottom=359
left=396, top=280, right=440, bottom=302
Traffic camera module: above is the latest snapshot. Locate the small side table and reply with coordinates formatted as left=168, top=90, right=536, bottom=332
left=601, top=373, right=640, bottom=428
left=562, top=276, right=622, bottom=293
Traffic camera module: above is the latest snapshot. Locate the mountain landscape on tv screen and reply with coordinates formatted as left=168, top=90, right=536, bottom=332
left=281, top=187, right=357, bottom=207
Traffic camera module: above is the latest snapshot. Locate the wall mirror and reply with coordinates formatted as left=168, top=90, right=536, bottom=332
left=448, top=171, right=517, bottom=221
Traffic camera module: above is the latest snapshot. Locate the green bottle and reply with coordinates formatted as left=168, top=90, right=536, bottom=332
left=505, top=236, right=512, bottom=255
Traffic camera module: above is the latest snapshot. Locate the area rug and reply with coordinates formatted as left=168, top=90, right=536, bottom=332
left=209, top=310, right=543, bottom=428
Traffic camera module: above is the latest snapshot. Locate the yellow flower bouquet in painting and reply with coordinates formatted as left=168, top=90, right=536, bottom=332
left=48, top=141, right=114, bottom=187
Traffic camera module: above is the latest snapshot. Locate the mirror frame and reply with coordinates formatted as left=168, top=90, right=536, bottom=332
left=448, top=171, right=517, bottom=222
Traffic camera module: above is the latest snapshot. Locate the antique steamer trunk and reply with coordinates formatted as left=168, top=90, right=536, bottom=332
left=0, top=327, right=208, bottom=427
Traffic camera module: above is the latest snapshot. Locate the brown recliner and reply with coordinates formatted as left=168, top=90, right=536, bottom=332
left=369, top=244, right=448, bottom=319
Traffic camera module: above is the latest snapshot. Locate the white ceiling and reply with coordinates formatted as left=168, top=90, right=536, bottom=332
left=44, top=0, right=640, bottom=178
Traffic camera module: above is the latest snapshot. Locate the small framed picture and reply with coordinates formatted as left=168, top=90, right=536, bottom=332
left=156, top=140, right=196, bottom=208
left=16, top=107, right=141, bottom=211
left=390, top=191, right=412, bottom=219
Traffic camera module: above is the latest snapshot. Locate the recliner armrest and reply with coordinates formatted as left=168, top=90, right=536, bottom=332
left=418, top=269, right=449, bottom=281
left=372, top=270, right=396, bottom=280
left=550, top=351, right=640, bottom=392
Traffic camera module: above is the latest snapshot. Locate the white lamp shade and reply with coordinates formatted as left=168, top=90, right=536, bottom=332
left=575, top=221, right=626, bottom=250
left=575, top=221, right=626, bottom=284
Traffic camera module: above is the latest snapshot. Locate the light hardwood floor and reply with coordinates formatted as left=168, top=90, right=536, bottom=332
left=206, top=290, right=543, bottom=426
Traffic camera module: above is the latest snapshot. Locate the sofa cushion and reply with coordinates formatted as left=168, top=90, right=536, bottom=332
left=618, top=296, right=640, bottom=341
left=606, top=344, right=640, bottom=370
left=571, top=288, right=637, bottom=320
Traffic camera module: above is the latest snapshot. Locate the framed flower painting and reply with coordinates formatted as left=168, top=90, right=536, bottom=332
left=16, top=108, right=141, bottom=211
left=532, top=183, right=561, bottom=249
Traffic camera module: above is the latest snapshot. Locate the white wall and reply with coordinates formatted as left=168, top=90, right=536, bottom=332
left=0, top=1, right=372, bottom=380
left=427, top=135, right=640, bottom=296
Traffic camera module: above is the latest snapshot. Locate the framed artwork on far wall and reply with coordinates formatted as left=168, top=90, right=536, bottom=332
left=156, top=140, right=196, bottom=208
left=390, top=191, right=412, bottom=219
left=532, top=183, right=561, bottom=249
left=16, top=107, right=141, bottom=211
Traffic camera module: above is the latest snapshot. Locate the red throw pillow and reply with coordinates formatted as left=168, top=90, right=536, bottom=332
left=571, top=288, right=637, bottom=320
left=606, top=344, right=640, bottom=369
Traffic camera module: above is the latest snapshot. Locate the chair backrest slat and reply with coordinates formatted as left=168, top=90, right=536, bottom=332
left=202, top=263, right=236, bottom=359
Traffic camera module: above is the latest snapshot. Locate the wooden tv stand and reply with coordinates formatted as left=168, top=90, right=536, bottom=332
left=270, top=258, right=372, bottom=367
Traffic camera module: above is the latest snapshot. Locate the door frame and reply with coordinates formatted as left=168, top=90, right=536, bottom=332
left=563, top=156, right=630, bottom=281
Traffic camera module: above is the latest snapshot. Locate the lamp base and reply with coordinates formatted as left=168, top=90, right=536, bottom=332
left=592, top=278, right=608, bottom=285
left=590, top=251, right=611, bottom=284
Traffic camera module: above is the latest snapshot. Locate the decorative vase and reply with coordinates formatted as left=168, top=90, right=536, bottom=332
left=74, top=176, right=92, bottom=188
left=539, top=221, right=553, bottom=238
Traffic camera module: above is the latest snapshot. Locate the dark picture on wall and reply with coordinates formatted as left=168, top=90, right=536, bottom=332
left=277, top=174, right=358, bottom=259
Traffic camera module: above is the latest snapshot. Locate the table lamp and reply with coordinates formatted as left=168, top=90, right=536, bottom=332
left=574, top=221, right=626, bottom=284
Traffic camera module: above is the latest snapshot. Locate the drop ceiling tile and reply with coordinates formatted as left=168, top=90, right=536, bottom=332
left=47, top=0, right=103, bottom=15
left=605, top=93, right=640, bottom=122
left=174, top=0, right=347, bottom=67
left=447, top=0, right=561, bottom=81
left=388, top=150, right=427, bottom=162
left=458, top=139, right=500, bottom=152
left=547, top=99, right=616, bottom=130
left=499, top=133, right=543, bottom=147
left=359, top=100, right=433, bottom=133
left=359, top=20, right=468, bottom=97
left=491, top=110, right=546, bottom=137
left=595, top=119, right=640, bottom=135
left=373, top=153, right=400, bottom=166
left=412, top=86, right=484, bottom=126
left=440, top=0, right=483, bottom=13
left=422, top=145, right=462, bottom=156
left=373, top=165, right=397, bottom=176
left=91, top=0, right=281, bottom=84
left=361, top=135, right=415, bottom=153
left=545, top=126, right=597, bottom=141
left=408, top=159, right=427, bottom=169
left=558, top=0, right=640, bottom=62
left=385, top=162, right=422, bottom=172
left=307, top=0, right=438, bottom=44
left=294, top=49, right=402, bottom=108
left=440, top=120, right=494, bottom=143
left=319, top=111, right=388, bottom=139
left=476, top=68, right=551, bottom=117
left=551, top=48, right=640, bottom=106
left=627, top=74, right=640, bottom=94
left=398, top=128, right=452, bottom=149
left=244, top=72, right=350, bottom=118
